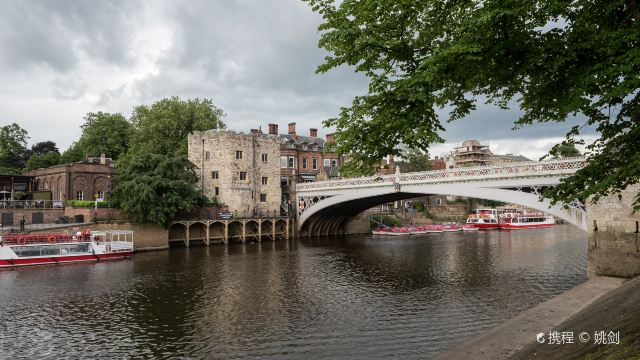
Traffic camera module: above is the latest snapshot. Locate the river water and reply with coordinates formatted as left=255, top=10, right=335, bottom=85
left=0, top=225, right=587, bottom=359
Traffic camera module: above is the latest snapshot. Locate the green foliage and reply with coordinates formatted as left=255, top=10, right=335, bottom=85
left=26, top=151, right=61, bottom=170
left=111, top=153, right=207, bottom=227
left=128, top=97, right=225, bottom=158
left=306, top=0, right=640, bottom=208
left=60, top=142, right=85, bottom=163
left=66, top=200, right=110, bottom=208
left=78, top=112, right=132, bottom=160
left=398, top=149, right=431, bottom=173
left=411, top=202, right=425, bottom=211
left=547, top=141, right=582, bottom=159
left=30, top=141, right=59, bottom=156
left=0, top=123, right=29, bottom=173
left=371, top=214, right=402, bottom=228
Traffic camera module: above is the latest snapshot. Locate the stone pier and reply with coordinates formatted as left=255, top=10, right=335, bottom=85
left=169, top=217, right=291, bottom=246
left=587, top=184, right=640, bottom=278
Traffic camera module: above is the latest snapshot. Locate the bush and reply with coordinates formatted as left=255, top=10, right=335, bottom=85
left=371, top=214, right=402, bottom=228
left=412, top=202, right=425, bottom=211
left=66, top=200, right=111, bottom=208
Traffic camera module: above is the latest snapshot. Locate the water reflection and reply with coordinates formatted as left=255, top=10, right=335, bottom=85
left=0, top=225, right=586, bottom=359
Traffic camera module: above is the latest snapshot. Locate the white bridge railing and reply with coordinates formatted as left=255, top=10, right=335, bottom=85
left=297, top=157, right=587, bottom=192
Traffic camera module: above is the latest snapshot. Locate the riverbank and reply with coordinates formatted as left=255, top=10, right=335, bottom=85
left=511, top=275, right=640, bottom=359
left=434, top=276, right=626, bottom=359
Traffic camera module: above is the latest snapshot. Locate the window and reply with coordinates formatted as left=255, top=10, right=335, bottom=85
left=302, top=158, right=308, bottom=169
left=98, top=190, right=105, bottom=200
left=205, top=151, right=210, bottom=160
left=76, top=190, right=83, bottom=200
left=214, top=187, right=219, bottom=196
left=331, top=159, right=337, bottom=167
left=312, top=158, right=318, bottom=170
left=323, top=159, right=330, bottom=167
left=236, top=150, right=243, bottom=159
left=435, top=198, right=442, bottom=206
left=260, top=193, right=267, bottom=202
left=261, top=177, right=268, bottom=185
left=280, top=156, right=288, bottom=168
left=240, top=172, right=247, bottom=180
left=211, top=171, right=219, bottom=179
left=288, top=157, right=295, bottom=168
left=262, top=153, right=268, bottom=162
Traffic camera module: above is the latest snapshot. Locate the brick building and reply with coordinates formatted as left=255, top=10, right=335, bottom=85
left=188, top=129, right=281, bottom=215
left=24, top=155, right=116, bottom=202
left=269, top=122, right=345, bottom=206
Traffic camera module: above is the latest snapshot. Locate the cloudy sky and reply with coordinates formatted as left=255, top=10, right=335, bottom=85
left=0, top=0, right=595, bottom=160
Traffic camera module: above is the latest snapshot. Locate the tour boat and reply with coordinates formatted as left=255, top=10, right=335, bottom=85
left=465, top=208, right=500, bottom=230
left=499, top=212, right=555, bottom=230
left=385, top=226, right=414, bottom=236
left=0, top=230, right=134, bottom=269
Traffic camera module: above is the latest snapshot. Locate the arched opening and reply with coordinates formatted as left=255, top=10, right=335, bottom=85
left=245, top=220, right=259, bottom=242
left=228, top=221, right=243, bottom=242
left=169, top=223, right=187, bottom=243
left=209, top=221, right=225, bottom=244
left=261, top=220, right=274, bottom=241
left=188, top=222, right=207, bottom=245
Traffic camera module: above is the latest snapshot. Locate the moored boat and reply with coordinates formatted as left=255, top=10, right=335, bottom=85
left=442, top=223, right=462, bottom=232
left=425, top=224, right=444, bottom=233
left=465, top=208, right=500, bottom=230
left=0, top=230, right=134, bottom=269
left=462, top=224, right=479, bottom=231
left=499, top=212, right=555, bottom=230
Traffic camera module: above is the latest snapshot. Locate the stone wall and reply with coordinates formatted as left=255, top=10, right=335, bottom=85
left=29, top=221, right=169, bottom=251
left=188, top=130, right=281, bottom=215
left=1, top=209, right=64, bottom=227
left=64, top=207, right=126, bottom=221
left=586, top=183, right=640, bottom=278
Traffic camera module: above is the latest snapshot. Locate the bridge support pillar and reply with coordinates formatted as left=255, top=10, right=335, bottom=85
left=204, top=222, right=210, bottom=246
left=587, top=184, right=640, bottom=278
left=223, top=221, right=229, bottom=245
left=258, top=221, right=262, bottom=242
left=184, top=222, right=190, bottom=248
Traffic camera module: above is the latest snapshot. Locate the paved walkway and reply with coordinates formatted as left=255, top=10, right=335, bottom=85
left=433, top=276, right=626, bottom=360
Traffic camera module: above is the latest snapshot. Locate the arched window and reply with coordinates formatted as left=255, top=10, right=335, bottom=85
left=76, top=190, right=83, bottom=201
left=435, top=198, right=443, bottom=206
left=98, top=190, right=105, bottom=200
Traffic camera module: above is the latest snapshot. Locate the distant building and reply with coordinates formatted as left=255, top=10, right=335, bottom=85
left=24, top=155, right=116, bottom=202
left=188, top=129, right=281, bottom=216
left=445, top=140, right=529, bottom=168
left=430, top=156, right=446, bottom=170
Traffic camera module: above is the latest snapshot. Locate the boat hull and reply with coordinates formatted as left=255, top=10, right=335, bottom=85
left=500, top=223, right=555, bottom=230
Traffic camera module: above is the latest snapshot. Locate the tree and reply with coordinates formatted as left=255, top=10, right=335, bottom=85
left=397, top=149, right=432, bottom=173
left=111, top=153, right=207, bottom=227
left=306, top=0, right=640, bottom=209
left=128, top=97, right=225, bottom=158
left=60, top=142, right=85, bottom=163
left=77, top=112, right=132, bottom=160
left=547, top=141, right=582, bottom=159
left=0, top=123, right=29, bottom=173
left=31, top=141, right=59, bottom=156
left=26, top=151, right=61, bottom=170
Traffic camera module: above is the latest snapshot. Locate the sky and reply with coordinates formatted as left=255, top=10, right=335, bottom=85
left=0, top=0, right=596, bottom=160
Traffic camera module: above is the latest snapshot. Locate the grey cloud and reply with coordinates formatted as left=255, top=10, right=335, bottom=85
left=0, top=0, right=141, bottom=73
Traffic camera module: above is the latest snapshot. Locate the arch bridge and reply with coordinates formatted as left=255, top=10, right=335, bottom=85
left=296, top=157, right=588, bottom=236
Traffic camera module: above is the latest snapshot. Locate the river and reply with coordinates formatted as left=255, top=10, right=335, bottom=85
left=0, top=225, right=587, bottom=359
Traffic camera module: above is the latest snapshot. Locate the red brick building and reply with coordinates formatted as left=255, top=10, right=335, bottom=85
left=24, top=155, right=116, bottom=202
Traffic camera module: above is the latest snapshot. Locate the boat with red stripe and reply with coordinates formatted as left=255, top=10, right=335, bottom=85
left=0, top=230, right=133, bottom=269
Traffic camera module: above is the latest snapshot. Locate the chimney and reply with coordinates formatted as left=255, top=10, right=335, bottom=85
left=268, top=123, right=278, bottom=135
left=100, top=153, right=106, bottom=165
left=310, top=128, right=318, bottom=137
left=288, top=122, right=296, bottom=140
left=326, top=133, right=335, bottom=143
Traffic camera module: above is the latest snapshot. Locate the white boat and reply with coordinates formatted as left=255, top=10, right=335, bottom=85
left=0, top=230, right=134, bottom=269
left=499, top=212, right=555, bottom=230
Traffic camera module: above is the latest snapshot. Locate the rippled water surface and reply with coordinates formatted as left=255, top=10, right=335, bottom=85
left=0, top=225, right=587, bottom=359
